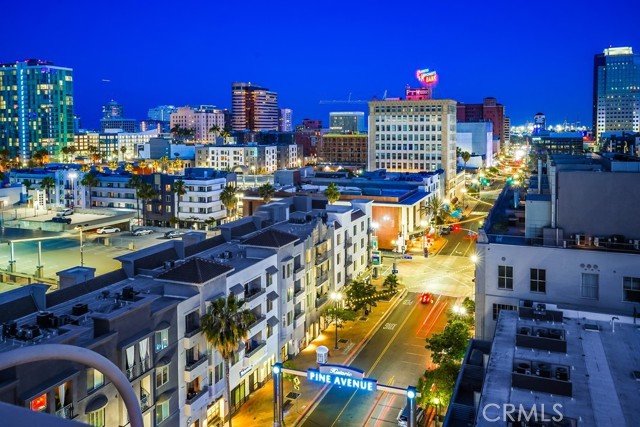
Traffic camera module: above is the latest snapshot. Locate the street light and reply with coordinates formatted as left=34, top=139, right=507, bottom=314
left=75, top=224, right=90, bottom=267
left=470, top=254, right=479, bottom=264
left=453, top=305, right=467, bottom=316
left=433, top=397, right=441, bottom=427
left=68, top=171, right=78, bottom=208
left=330, top=292, right=342, bottom=350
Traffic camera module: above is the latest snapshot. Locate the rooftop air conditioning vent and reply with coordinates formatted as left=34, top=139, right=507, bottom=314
left=584, top=324, right=600, bottom=332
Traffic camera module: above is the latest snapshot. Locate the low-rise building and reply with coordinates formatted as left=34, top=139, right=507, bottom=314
left=195, top=144, right=300, bottom=174
left=319, top=133, right=368, bottom=166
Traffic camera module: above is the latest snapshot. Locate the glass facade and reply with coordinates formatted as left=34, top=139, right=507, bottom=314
left=0, top=59, right=74, bottom=161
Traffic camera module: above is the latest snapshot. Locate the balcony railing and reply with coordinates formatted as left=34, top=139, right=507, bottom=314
left=294, top=311, right=304, bottom=320
left=55, top=403, right=74, bottom=419
left=248, top=315, right=266, bottom=331
left=186, top=386, right=209, bottom=405
left=185, top=324, right=201, bottom=338
left=294, top=264, right=305, bottom=274
left=294, top=288, right=304, bottom=298
left=185, top=354, right=207, bottom=372
left=245, top=288, right=266, bottom=303
left=316, top=294, right=329, bottom=308
left=244, top=340, right=266, bottom=358
left=316, top=273, right=329, bottom=287
left=315, top=252, right=329, bottom=265
left=140, top=391, right=151, bottom=412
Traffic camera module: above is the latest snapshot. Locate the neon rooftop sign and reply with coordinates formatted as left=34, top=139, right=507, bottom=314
left=416, top=68, right=438, bottom=86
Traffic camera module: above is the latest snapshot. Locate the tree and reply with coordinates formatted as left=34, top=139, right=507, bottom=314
left=172, top=179, right=187, bottom=228
left=324, top=182, right=340, bottom=204
left=22, top=179, right=33, bottom=191
left=220, top=185, right=238, bottom=220
left=322, top=305, right=358, bottom=329
left=32, top=148, right=50, bottom=166
left=345, top=279, right=378, bottom=315
left=173, top=158, right=184, bottom=173
left=209, top=125, right=221, bottom=140
left=382, top=274, right=399, bottom=293
left=0, top=148, right=12, bottom=170
left=425, top=320, right=471, bottom=365
left=421, top=196, right=446, bottom=228
left=137, top=182, right=158, bottom=225
left=151, top=159, right=160, bottom=173
left=201, top=294, right=255, bottom=427
left=80, top=164, right=90, bottom=173
left=108, top=161, right=118, bottom=171
left=40, top=176, right=56, bottom=210
left=120, top=145, right=127, bottom=161
left=80, top=172, right=100, bottom=208
left=125, top=163, right=134, bottom=173
left=258, top=183, right=275, bottom=204
left=128, top=175, right=144, bottom=224
left=462, top=151, right=471, bottom=184
left=417, top=360, right=460, bottom=410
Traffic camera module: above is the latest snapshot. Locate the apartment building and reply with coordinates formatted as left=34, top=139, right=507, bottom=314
left=170, top=106, right=226, bottom=143
left=195, top=144, right=300, bottom=173
left=475, top=153, right=640, bottom=340
left=319, top=133, right=368, bottom=166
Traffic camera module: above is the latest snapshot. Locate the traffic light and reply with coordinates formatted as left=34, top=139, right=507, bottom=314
left=453, top=224, right=461, bottom=232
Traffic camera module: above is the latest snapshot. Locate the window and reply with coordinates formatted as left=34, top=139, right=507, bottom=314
left=581, top=273, right=599, bottom=299
left=214, top=362, right=223, bottom=383
left=492, top=303, right=517, bottom=320
left=156, top=365, right=169, bottom=388
left=530, top=269, right=546, bottom=293
left=30, top=393, right=47, bottom=412
left=88, top=408, right=105, bottom=427
left=267, top=273, right=273, bottom=287
left=87, top=368, right=104, bottom=392
left=623, top=277, right=640, bottom=302
left=267, top=298, right=273, bottom=313
left=155, top=329, right=169, bottom=352
left=498, top=266, right=513, bottom=290
left=156, top=400, right=170, bottom=424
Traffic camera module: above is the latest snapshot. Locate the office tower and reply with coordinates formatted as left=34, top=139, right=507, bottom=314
left=503, top=116, right=511, bottom=146
left=368, top=98, right=458, bottom=193
left=102, top=99, right=124, bottom=118
left=533, top=112, right=546, bottom=133
left=231, top=82, right=279, bottom=131
left=329, top=112, right=365, bottom=133
left=593, top=46, right=640, bottom=140
left=279, top=108, right=293, bottom=132
left=0, top=59, right=74, bottom=160
left=170, top=105, right=226, bottom=142
left=457, top=97, right=506, bottom=150
left=147, top=105, right=177, bottom=122
left=100, top=99, right=137, bottom=133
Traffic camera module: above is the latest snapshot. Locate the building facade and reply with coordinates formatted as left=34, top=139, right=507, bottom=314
left=195, top=144, right=299, bottom=173
left=457, top=97, right=505, bottom=149
left=593, top=46, right=640, bottom=141
left=368, top=98, right=458, bottom=193
left=170, top=106, right=226, bottom=143
left=329, top=112, right=365, bottom=133
left=0, top=59, right=74, bottom=160
left=319, top=133, right=368, bottom=165
left=231, top=83, right=279, bottom=131
left=279, top=108, right=293, bottom=132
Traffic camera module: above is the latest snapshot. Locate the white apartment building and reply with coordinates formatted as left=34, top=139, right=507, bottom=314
left=170, top=106, right=226, bottom=143
left=195, top=145, right=279, bottom=173
left=368, top=99, right=458, bottom=193
left=179, top=174, right=227, bottom=224
left=116, top=130, right=160, bottom=160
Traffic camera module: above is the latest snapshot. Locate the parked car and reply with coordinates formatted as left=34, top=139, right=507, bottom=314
left=164, top=230, right=184, bottom=239
left=420, top=292, right=434, bottom=304
left=132, top=228, right=154, bottom=236
left=57, top=208, right=74, bottom=216
left=52, top=216, right=71, bottom=224
left=397, top=404, right=425, bottom=427
left=97, top=226, right=121, bottom=234
left=440, top=227, right=451, bottom=235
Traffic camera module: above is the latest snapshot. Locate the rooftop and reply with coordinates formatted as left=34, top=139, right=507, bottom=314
left=242, top=228, right=299, bottom=248
left=157, top=257, right=233, bottom=284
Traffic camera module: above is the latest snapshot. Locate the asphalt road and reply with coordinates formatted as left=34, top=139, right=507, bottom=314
left=300, top=292, right=455, bottom=427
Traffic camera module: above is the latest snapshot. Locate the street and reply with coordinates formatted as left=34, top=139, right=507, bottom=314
left=300, top=292, right=455, bottom=427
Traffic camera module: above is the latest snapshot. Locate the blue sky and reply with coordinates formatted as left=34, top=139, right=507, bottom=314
left=3, top=0, right=639, bottom=129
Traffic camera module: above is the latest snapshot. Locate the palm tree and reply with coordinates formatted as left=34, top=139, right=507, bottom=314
left=61, top=146, right=71, bottom=162
left=172, top=179, right=187, bottom=228
left=128, top=175, right=144, bottom=224
left=125, top=163, right=134, bottom=173
left=201, top=294, right=255, bottom=427
left=421, top=196, right=446, bottom=232
left=0, top=148, right=11, bottom=169
left=461, top=151, right=471, bottom=185
left=137, top=182, right=158, bottom=225
left=325, top=182, right=341, bottom=204
left=151, top=160, right=160, bottom=173
left=220, top=185, right=238, bottom=220
left=32, top=148, right=50, bottom=166
left=80, top=172, right=100, bottom=208
left=108, top=161, right=118, bottom=171
left=258, top=183, right=275, bottom=204
left=173, top=158, right=184, bottom=172
left=159, top=156, right=170, bottom=172
left=40, top=176, right=56, bottom=210
left=120, top=145, right=127, bottom=161
left=80, top=164, right=90, bottom=173
left=209, top=125, right=221, bottom=141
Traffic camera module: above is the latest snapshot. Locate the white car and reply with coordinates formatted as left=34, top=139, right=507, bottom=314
left=97, top=226, right=121, bottom=234
left=132, top=228, right=154, bottom=236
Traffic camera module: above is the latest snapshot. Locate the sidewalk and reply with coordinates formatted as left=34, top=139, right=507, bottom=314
left=233, top=286, right=408, bottom=427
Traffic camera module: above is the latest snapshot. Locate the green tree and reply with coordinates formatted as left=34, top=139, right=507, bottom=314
left=345, top=279, right=378, bottom=315
left=32, top=148, right=50, bottom=166
left=417, top=360, right=460, bottom=410
left=0, top=148, right=12, bottom=169
left=172, top=179, right=187, bottom=228
left=40, top=176, right=56, bottom=210
left=209, top=125, right=221, bottom=140
left=382, top=274, right=399, bottom=293
left=220, top=184, right=238, bottom=220
left=462, top=151, right=471, bottom=184
left=137, top=182, right=158, bottom=225
left=80, top=172, right=100, bottom=208
left=324, top=182, right=341, bottom=204
left=22, top=179, right=33, bottom=191
left=120, top=145, right=127, bottom=160
left=421, top=196, right=446, bottom=229
left=201, top=294, right=255, bottom=427
left=322, top=304, right=358, bottom=329
left=258, top=183, right=275, bottom=204
left=425, top=320, right=471, bottom=365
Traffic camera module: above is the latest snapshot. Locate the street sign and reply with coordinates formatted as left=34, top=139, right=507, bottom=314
left=372, top=250, right=381, bottom=266
left=392, top=269, right=398, bottom=274
left=403, top=255, right=413, bottom=260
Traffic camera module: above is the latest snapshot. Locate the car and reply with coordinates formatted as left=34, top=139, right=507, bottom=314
left=397, top=404, right=425, bottom=427
left=57, top=208, right=74, bottom=216
left=440, top=228, right=451, bottom=235
left=52, top=216, right=71, bottom=224
left=420, top=292, right=434, bottom=304
left=97, top=226, right=121, bottom=234
left=132, top=228, right=154, bottom=236
left=164, top=230, right=184, bottom=239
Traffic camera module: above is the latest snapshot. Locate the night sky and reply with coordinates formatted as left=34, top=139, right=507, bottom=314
left=3, top=0, right=639, bottom=130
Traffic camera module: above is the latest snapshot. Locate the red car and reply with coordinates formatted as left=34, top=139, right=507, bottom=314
left=420, top=292, right=434, bottom=304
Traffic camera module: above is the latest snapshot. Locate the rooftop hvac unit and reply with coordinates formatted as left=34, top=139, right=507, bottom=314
left=575, top=234, right=581, bottom=245
left=594, top=237, right=599, bottom=247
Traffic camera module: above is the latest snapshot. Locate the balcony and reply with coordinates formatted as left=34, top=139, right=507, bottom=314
left=126, top=357, right=151, bottom=380
left=248, top=315, right=266, bottom=333
left=185, top=354, right=207, bottom=372
left=316, top=273, right=329, bottom=287
left=185, top=324, right=201, bottom=339
left=316, top=294, right=329, bottom=308
left=55, top=403, right=74, bottom=419
left=294, top=311, right=305, bottom=329
left=346, top=237, right=353, bottom=246
left=245, top=288, right=266, bottom=303
left=294, top=264, right=304, bottom=274
left=315, top=252, right=329, bottom=266
left=140, top=391, right=151, bottom=412
left=244, top=340, right=266, bottom=359
left=294, top=287, right=304, bottom=298
left=185, top=386, right=209, bottom=406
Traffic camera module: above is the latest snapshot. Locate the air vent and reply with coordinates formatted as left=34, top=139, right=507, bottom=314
left=584, top=324, right=600, bottom=332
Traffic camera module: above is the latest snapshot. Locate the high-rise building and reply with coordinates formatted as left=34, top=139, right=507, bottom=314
left=170, top=105, right=226, bottom=142
left=593, top=46, right=640, bottom=140
left=533, top=112, right=546, bottom=133
left=368, top=98, right=458, bottom=193
left=0, top=59, right=74, bottom=160
left=100, top=99, right=137, bottom=133
left=147, top=105, right=176, bottom=122
left=329, top=112, right=365, bottom=133
left=102, top=99, right=124, bottom=118
left=231, top=82, right=279, bottom=131
left=457, top=97, right=506, bottom=150
left=279, top=108, right=293, bottom=132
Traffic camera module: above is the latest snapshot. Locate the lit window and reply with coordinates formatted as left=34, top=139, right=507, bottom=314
left=156, top=400, right=170, bottom=424
left=156, top=365, right=169, bottom=388
left=87, top=368, right=104, bottom=392
left=155, top=329, right=169, bottom=352
left=30, top=393, right=47, bottom=412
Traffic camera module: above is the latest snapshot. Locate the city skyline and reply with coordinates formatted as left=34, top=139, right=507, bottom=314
left=2, top=0, right=639, bottom=130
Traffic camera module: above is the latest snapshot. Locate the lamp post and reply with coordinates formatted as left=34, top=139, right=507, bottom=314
left=461, top=187, right=467, bottom=210
left=433, top=397, right=441, bottom=427
left=331, top=291, right=342, bottom=350
left=68, top=171, right=78, bottom=208
left=76, top=223, right=89, bottom=267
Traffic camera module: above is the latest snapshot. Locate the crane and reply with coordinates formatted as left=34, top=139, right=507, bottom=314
left=319, top=90, right=387, bottom=104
